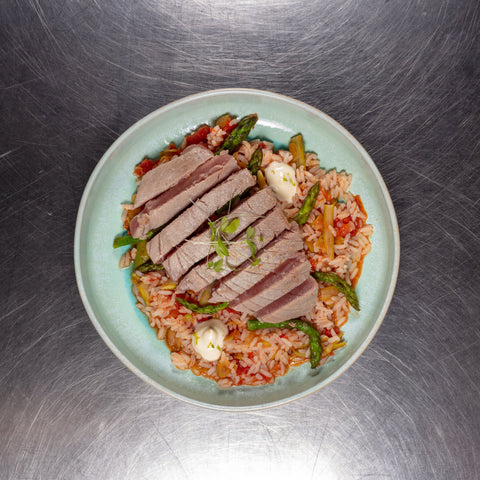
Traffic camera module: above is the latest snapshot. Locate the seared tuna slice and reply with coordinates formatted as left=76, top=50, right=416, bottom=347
left=147, top=169, right=256, bottom=264
left=133, top=144, right=213, bottom=209
left=130, top=152, right=238, bottom=239
left=163, top=188, right=278, bottom=281
left=176, top=207, right=291, bottom=293
left=231, top=256, right=311, bottom=313
left=255, top=276, right=319, bottom=323
left=208, top=227, right=303, bottom=304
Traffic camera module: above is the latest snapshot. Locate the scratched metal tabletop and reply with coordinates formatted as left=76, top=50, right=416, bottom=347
left=1, top=1, right=479, bottom=479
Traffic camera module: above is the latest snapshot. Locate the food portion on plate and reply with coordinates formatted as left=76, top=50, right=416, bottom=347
left=114, top=113, right=373, bottom=388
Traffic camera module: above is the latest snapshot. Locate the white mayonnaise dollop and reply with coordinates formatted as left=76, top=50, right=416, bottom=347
left=264, top=161, right=297, bottom=203
left=192, top=319, right=228, bottom=361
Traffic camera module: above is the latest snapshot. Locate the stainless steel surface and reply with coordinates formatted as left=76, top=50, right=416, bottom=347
left=1, top=0, right=479, bottom=479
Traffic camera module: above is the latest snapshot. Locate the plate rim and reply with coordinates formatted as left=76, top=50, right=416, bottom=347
left=74, top=88, right=400, bottom=410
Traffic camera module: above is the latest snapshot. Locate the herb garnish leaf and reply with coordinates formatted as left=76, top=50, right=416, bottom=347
left=222, top=218, right=240, bottom=234
left=213, top=259, right=224, bottom=272
left=215, top=237, right=229, bottom=257
left=247, top=240, right=257, bottom=258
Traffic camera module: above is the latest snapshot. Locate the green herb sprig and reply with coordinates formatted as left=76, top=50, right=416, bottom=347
left=206, top=216, right=241, bottom=272
left=113, top=226, right=163, bottom=248
left=245, top=226, right=258, bottom=260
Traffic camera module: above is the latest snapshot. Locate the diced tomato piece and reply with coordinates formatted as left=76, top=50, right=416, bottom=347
left=185, top=125, right=211, bottom=146
left=322, top=328, right=333, bottom=337
left=334, top=216, right=350, bottom=228
left=333, top=326, right=340, bottom=335
left=223, top=120, right=236, bottom=135
left=236, top=363, right=249, bottom=376
left=338, top=222, right=356, bottom=237
left=134, top=158, right=158, bottom=178
left=334, top=216, right=356, bottom=237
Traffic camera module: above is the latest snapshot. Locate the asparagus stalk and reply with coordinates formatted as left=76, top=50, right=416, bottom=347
left=176, top=297, right=229, bottom=315
left=247, top=318, right=323, bottom=368
left=295, top=182, right=320, bottom=226
left=247, top=147, right=262, bottom=175
left=136, top=261, right=164, bottom=273
left=216, top=114, right=258, bottom=154
left=311, top=271, right=360, bottom=310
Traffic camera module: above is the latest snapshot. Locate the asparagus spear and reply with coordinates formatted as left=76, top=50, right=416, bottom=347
left=136, top=261, right=164, bottom=273
left=216, top=114, right=258, bottom=154
left=247, top=147, right=262, bottom=175
left=311, top=271, right=360, bottom=310
left=247, top=318, right=323, bottom=368
left=176, top=297, right=229, bottom=315
left=295, top=182, right=320, bottom=226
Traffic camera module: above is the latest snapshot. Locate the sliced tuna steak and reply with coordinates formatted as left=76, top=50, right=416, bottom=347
left=147, top=169, right=256, bottom=264
left=208, top=227, right=303, bottom=304
left=231, top=256, right=311, bottom=313
left=163, top=188, right=278, bottom=281
left=130, top=152, right=238, bottom=239
left=255, top=276, right=319, bottom=323
left=133, top=144, right=213, bottom=209
left=176, top=207, right=291, bottom=293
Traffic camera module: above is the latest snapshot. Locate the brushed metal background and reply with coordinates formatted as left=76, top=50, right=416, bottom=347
left=1, top=1, right=479, bottom=479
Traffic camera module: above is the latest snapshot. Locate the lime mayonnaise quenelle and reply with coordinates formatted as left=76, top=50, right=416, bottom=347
left=264, top=161, right=297, bottom=203
left=192, top=319, right=229, bottom=361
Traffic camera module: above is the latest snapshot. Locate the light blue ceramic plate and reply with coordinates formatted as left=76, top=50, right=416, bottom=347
left=74, top=89, right=400, bottom=410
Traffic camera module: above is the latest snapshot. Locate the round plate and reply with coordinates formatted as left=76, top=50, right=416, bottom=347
left=74, top=89, right=400, bottom=410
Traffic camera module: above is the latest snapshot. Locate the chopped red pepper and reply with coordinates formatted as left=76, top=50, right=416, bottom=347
left=185, top=125, right=211, bottom=146
left=322, top=328, right=333, bottom=337
left=134, top=158, right=158, bottom=178
left=223, top=120, right=237, bottom=135
left=334, top=216, right=357, bottom=237
left=236, top=363, right=250, bottom=376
